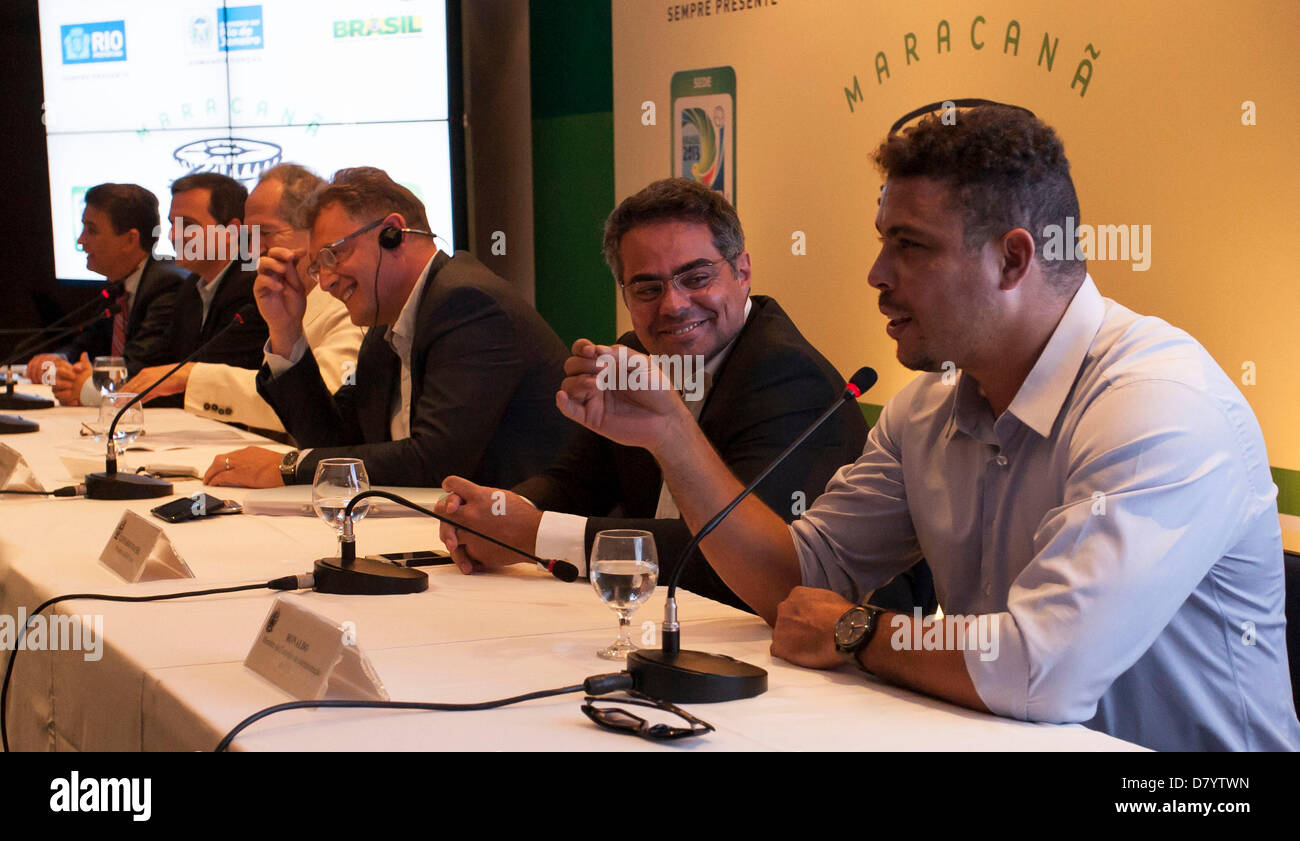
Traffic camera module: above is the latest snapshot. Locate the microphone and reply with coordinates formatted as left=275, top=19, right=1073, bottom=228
left=2, top=285, right=125, bottom=364
left=0, top=294, right=125, bottom=419
left=628, top=366, right=879, bottom=703
left=84, top=304, right=258, bottom=500
left=315, top=489, right=580, bottom=595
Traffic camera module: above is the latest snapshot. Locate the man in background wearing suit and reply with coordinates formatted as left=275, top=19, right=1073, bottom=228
left=122, top=164, right=363, bottom=431
left=436, top=178, right=932, bottom=614
left=204, top=166, right=570, bottom=489
left=155, top=172, right=269, bottom=385
left=27, top=183, right=192, bottom=405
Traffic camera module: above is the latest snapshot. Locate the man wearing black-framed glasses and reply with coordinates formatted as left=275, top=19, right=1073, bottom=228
left=548, top=106, right=1300, bottom=752
left=436, top=178, right=933, bottom=616
left=203, top=166, right=570, bottom=490
left=124, top=164, right=364, bottom=432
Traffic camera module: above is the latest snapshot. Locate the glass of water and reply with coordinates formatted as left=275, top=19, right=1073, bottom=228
left=312, top=458, right=370, bottom=550
left=91, top=392, right=143, bottom=452
left=92, top=356, right=128, bottom=394
left=590, top=529, right=659, bottom=660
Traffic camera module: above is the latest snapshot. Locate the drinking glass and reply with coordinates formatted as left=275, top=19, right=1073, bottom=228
left=590, top=530, right=659, bottom=660
left=312, top=458, right=370, bottom=550
left=90, top=392, right=143, bottom=452
left=92, top=356, right=128, bottom=394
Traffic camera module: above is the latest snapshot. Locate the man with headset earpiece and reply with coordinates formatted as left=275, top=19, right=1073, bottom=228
left=204, top=166, right=571, bottom=490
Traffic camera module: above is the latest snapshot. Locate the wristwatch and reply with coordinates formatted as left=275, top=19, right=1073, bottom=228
left=279, top=449, right=301, bottom=484
left=834, top=604, right=885, bottom=673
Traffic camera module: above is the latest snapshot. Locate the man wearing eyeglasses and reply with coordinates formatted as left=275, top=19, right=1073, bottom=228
left=122, top=164, right=363, bottom=431
left=203, top=166, right=570, bottom=489
left=546, top=108, right=1300, bottom=751
left=435, top=179, right=932, bottom=614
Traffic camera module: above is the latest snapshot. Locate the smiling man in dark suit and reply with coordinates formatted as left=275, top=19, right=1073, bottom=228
left=435, top=178, right=933, bottom=614
left=27, top=183, right=193, bottom=405
left=155, top=172, right=269, bottom=378
left=204, top=166, right=570, bottom=489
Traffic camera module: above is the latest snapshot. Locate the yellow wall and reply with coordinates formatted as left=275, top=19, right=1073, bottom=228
left=612, top=0, right=1300, bottom=469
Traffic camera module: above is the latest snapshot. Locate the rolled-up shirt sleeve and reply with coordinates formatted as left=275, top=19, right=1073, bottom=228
left=965, top=379, right=1266, bottom=723
left=791, top=397, right=924, bottom=605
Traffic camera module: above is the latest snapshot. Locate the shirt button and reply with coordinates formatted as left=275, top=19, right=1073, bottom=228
left=983, top=583, right=992, bottom=596
left=995, top=454, right=1008, bottom=468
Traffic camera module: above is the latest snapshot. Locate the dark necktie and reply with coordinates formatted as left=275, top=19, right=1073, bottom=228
left=111, top=291, right=129, bottom=356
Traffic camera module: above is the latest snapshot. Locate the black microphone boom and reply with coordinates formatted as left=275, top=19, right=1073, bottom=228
left=84, top=305, right=259, bottom=500
left=0, top=294, right=127, bottom=428
left=2, top=285, right=125, bottom=367
left=0, top=291, right=125, bottom=415
left=315, top=489, right=580, bottom=595
left=627, top=366, right=879, bottom=703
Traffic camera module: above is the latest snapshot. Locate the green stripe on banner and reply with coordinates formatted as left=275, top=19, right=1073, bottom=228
left=859, top=404, right=1300, bottom=517
left=531, top=111, right=616, bottom=346
left=1274, top=467, right=1300, bottom=517
left=859, top=402, right=882, bottom=427
left=529, top=0, right=612, bottom=118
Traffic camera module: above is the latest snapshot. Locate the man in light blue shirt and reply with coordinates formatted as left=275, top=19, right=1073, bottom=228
left=550, top=104, right=1300, bottom=750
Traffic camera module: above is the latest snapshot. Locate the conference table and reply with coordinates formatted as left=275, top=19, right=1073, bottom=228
left=0, top=389, right=1141, bottom=751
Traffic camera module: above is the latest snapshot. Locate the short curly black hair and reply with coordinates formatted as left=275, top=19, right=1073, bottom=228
left=873, top=105, right=1084, bottom=288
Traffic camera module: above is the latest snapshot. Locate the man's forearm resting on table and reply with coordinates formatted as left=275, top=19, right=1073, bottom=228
left=858, top=611, right=991, bottom=714
left=652, top=414, right=803, bottom=622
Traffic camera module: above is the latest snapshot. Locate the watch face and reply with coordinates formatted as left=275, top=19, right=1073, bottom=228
left=835, top=607, right=870, bottom=647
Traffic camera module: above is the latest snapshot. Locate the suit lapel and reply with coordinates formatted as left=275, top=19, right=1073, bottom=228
left=126, top=259, right=155, bottom=334
left=356, top=332, right=399, bottom=442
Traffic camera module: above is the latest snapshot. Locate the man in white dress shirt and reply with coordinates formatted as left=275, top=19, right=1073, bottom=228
left=121, top=164, right=363, bottom=431
left=203, top=166, right=569, bottom=488
left=549, top=104, right=1300, bottom=751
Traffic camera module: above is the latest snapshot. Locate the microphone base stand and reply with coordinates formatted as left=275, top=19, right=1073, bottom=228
left=0, top=377, right=54, bottom=411
left=85, top=470, right=173, bottom=499
left=627, top=648, right=767, bottom=703
left=313, top=555, right=428, bottom=595
left=0, top=414, right=39, bottom=435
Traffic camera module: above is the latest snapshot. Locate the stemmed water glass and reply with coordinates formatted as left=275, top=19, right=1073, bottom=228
left=589, top=529, right=659, bottom=660
left=312, top=458, right=370, bottom=552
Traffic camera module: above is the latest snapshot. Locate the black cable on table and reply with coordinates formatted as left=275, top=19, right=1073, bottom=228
left=0, top=486, right=81, bottom=497
left=1, top=575, right=308, bottom=752
left=215, top=672, right=635, bottom=751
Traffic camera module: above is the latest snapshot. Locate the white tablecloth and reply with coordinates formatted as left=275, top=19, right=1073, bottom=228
left=0, top=393, right=1142, bottom=751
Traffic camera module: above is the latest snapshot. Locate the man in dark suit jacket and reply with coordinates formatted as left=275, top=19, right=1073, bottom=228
left=518, top=295, right=866, bottom=611
left=28, top=183, right=193, bottom=405
left=157, top=173, right=269, bottom=373
left=204, top=166, right=570, bottom=489
left=437, top=179, right=934, bottom=614
left=161, top=264, right=267, bottom=370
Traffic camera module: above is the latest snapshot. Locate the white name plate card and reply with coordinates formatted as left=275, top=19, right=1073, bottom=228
left=0, top=442, right=44, bottom=492
left=99, top=509, right=194, bottom=582
left=244, top=596, right=388, bottom=702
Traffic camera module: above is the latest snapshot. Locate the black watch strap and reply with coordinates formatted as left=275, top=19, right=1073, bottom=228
left=279, top=449, right=301, bottom=484
left=835, top=605, right=885, bottom=674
